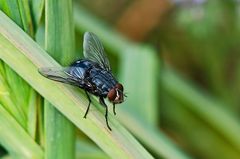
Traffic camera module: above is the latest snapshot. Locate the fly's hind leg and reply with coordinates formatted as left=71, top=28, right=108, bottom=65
left=84, top=91, right=91, bottom=118
left=99, top=97, right=112, bottom=131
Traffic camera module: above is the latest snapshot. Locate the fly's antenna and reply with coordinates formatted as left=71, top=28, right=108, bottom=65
left=116, top=89, right=128, bottom=98
left=117, top=88, right=128, bottom=97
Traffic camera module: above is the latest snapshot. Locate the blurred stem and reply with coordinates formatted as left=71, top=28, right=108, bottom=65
left=161, top=68, right=240, bottom=152
left=45, top=0, right=75, bottom=159
left=162, top=97, right=240, bottom=159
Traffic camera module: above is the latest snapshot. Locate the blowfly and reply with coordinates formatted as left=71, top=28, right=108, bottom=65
left=39, top=32, right=125, bottom=131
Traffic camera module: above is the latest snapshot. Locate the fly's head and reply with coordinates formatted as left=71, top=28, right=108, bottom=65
left=107, top=83, right=124, bottom=104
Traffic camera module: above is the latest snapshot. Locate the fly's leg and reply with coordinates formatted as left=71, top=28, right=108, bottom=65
left=84, top=91, right=91, bottom=118
left=113, top=103, right=116, bottom=115
left=99, top=97, right=112, bottom=131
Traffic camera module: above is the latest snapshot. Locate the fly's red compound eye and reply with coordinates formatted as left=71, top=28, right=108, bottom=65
left=107, top=88, right=117, bottom=101
left=116, top=83, right=123, bottom=91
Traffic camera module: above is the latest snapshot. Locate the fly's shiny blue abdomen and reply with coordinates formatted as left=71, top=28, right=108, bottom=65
left=89, top=68, right=117, bottom=97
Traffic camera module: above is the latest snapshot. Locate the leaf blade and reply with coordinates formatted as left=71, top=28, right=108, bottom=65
left=0, top=104, right=43, bottom=158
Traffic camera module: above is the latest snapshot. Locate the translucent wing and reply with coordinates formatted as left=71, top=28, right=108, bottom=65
left=38, top=67, right=85, bottom=87
left=83, top=32, right=111, bottom=71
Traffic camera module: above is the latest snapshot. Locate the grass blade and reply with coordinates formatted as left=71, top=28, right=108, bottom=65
left=0, top=0, right=23, bottom=27
left=0, top=70, right=26, bottom=127
left=45, top=0, right=75, bottom=64
left=76, top=140, right=109, bottom=159
left=44, top=0, right=76, bottom=158
left=119, top=46, right=159, bottom=125
left=29, top=0, right=44, bottom=30
left=0, top=104, right=43, bottom=158
left=44, top=103, right=75, bottom=159
left=17, top=0, right=34, bottom=36
left=27, top=89, right=38, bottom=139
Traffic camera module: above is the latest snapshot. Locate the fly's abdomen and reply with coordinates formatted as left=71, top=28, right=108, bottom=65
left=89, top=69, right=117, bottom=97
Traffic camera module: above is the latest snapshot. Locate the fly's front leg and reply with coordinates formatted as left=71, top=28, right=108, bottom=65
left=99, top=97, right=112, bottom=131
left=113, top=103, right=116, bottom=115
left=84, top=91, right=91, bottom=118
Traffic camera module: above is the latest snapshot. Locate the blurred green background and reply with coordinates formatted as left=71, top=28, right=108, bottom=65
left=1, top=0, right=240, bottom=158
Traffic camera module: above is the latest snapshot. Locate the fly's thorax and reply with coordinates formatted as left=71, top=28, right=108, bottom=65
left=68, top=59, right=97, bottom=79
left=70, top=59, right=97, bottom=68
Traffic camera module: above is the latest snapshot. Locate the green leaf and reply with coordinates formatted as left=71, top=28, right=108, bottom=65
left=44, top=0, right=76, bottom=159
left=76, top=140, right=109, bottom=159
left=1, top=0, right=37, bottom=133
left=0, top=0, right=23, bottom=27
left=0, top=11, right=153, bottom=159
left=44, top=102, right=75, bottom=159
left=0, top=65, right=27, bottom=128
left=45, top=0, right=75, bottom=65
left=17, top=0, right=34, bottom=36
left=27, top=89, right=38, bottom=139
left=29, top=0, right=44, bottom=30
left=119, top=46, right=159, bottom=125
left=4, top=65, right=29, bottom=123
left=0, top=104, right=43, bottom=158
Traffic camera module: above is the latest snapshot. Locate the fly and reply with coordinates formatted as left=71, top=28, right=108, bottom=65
left=39, top=32, right=125, bottom=131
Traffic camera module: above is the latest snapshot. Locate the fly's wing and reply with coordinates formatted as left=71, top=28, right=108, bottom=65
left=83, top=32, right=111, bottom=71
left=38, top=67, right=84, bottom=87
